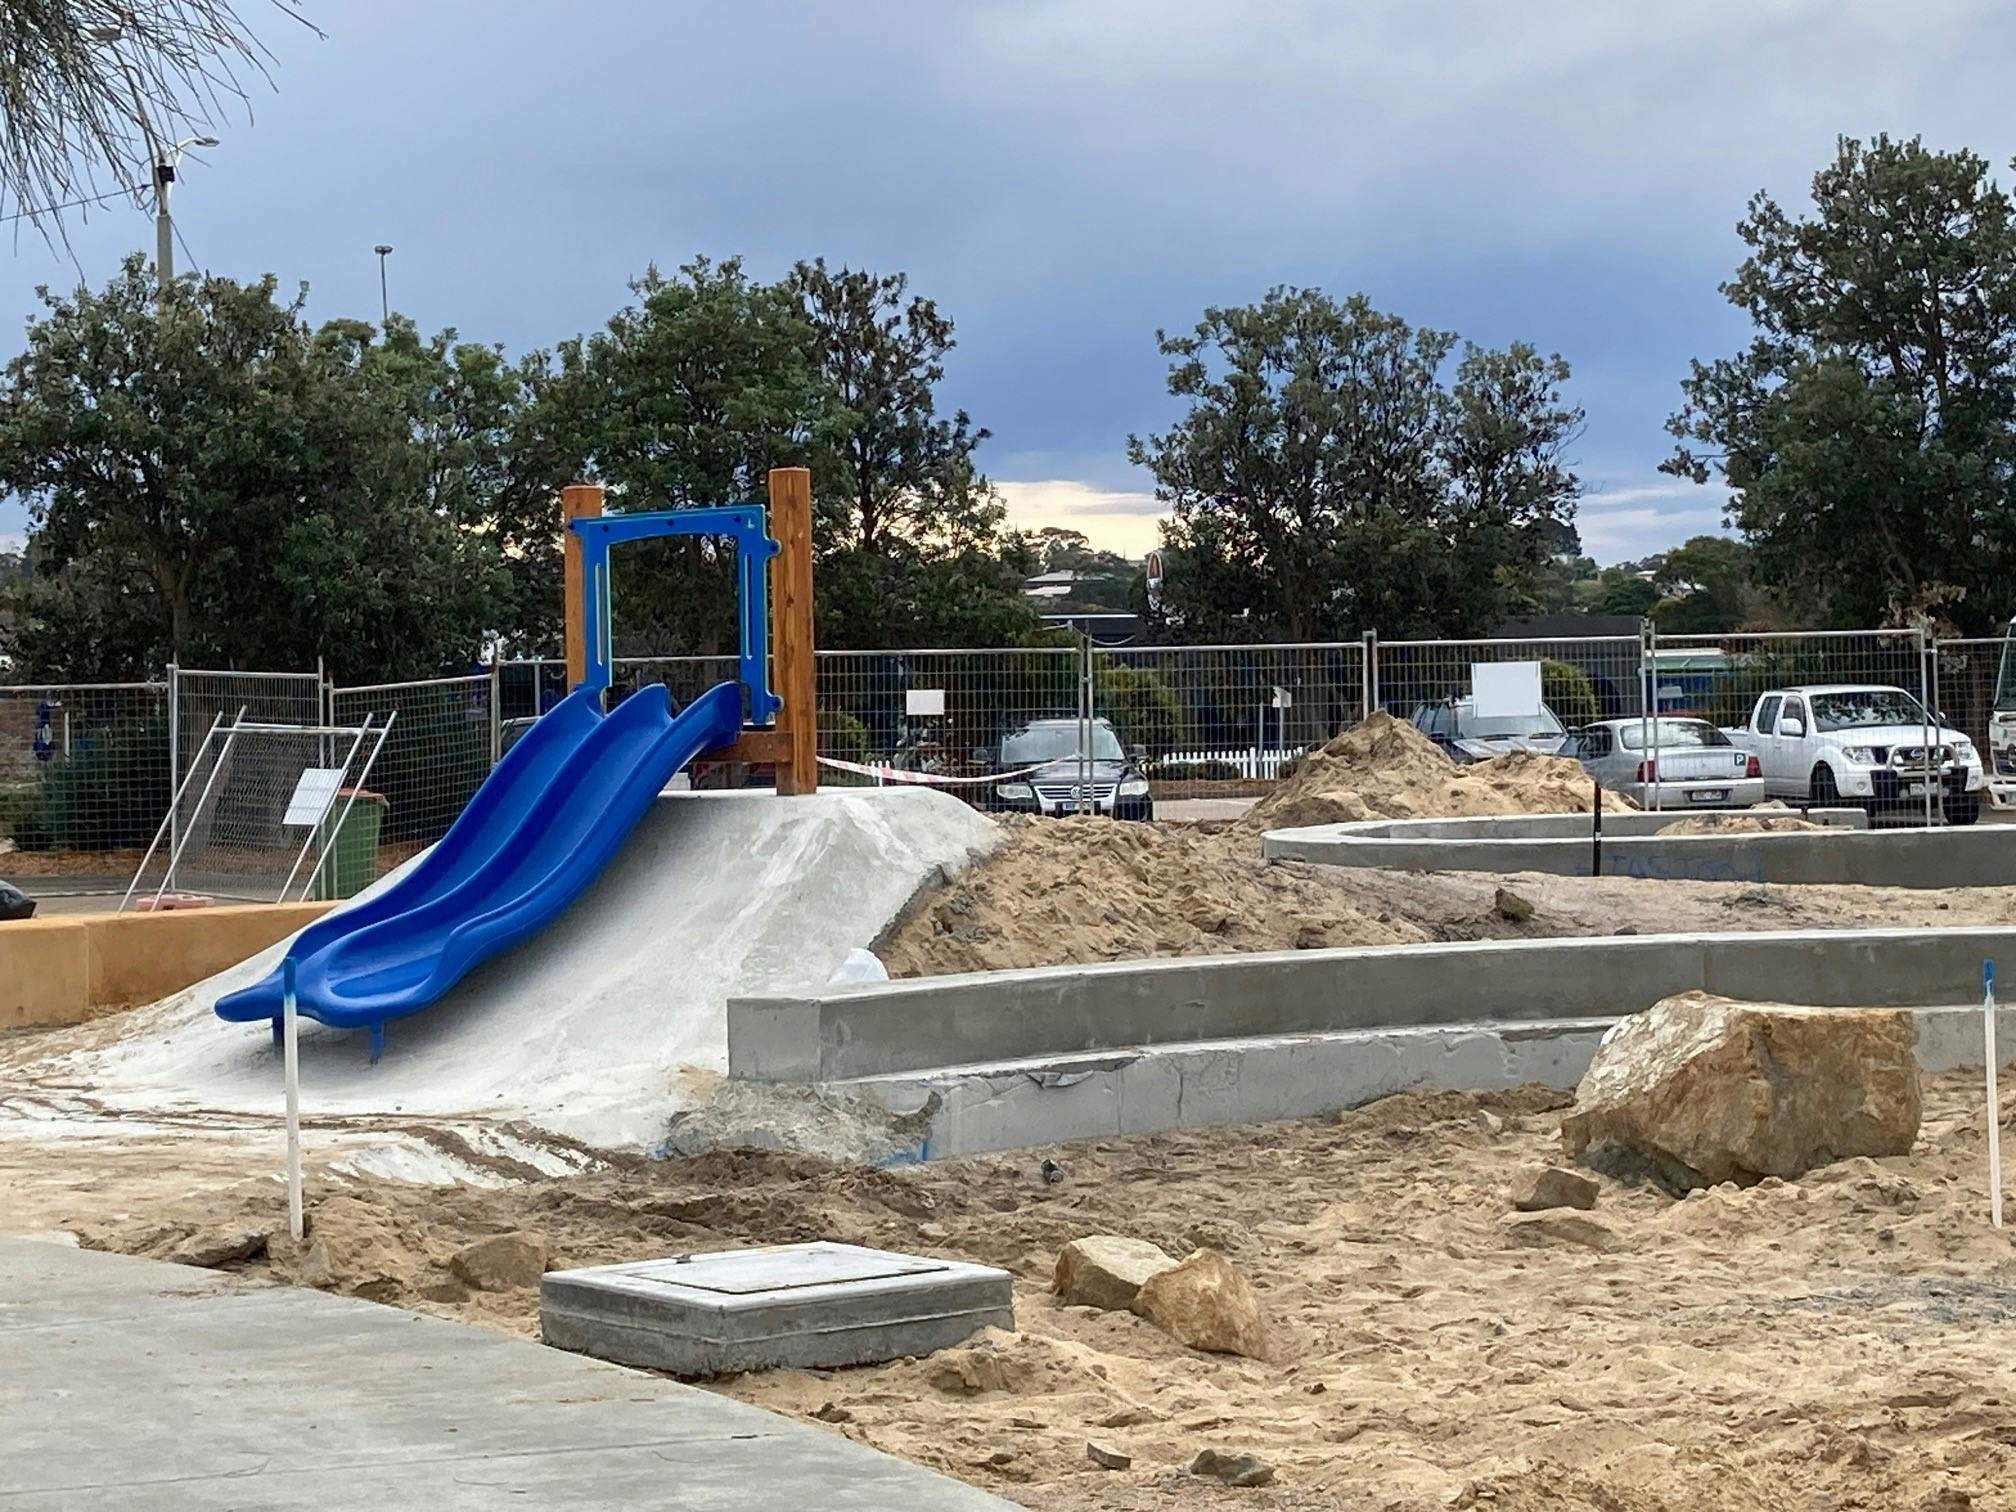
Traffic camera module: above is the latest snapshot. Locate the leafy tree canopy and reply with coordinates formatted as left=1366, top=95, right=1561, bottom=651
left=1131, top=287, right=1583, bottom=641
left=1665, top=135, right=2016, bottom=635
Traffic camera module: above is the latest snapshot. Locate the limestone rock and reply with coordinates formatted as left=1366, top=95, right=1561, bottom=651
left=1086, top=1440, right=1132, bottom=1470
left=164, top=1228, right=268, bottom=1268
left=1190, top=1449, right=1276, bottom=1487
left=449, top=1231, right=549, bottom=1291
left=1053, top=1234, right=1176, bottom=1311
left=299, top=1195, right=414, bottom=1300
left=1130, top=1248, right=1269, bottom=1360
left=1500, top=1212, right=1621, bottom=1253
left=1561, top=991, right=1921, bottom=1191
left=1509, top=1164, right=1599, bottom=1212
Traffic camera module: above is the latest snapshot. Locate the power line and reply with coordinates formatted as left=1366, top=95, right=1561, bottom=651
left=0, top=182, right=150, bottom=226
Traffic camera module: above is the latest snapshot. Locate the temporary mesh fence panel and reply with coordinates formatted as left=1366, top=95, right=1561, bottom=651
left=1372, top=637, right=1644, bottom=730
left=816, top=647, right=1084, bottom=801
left=329, top=675, right=494, bottom=858
left=1090, top=643, right=1366, bottom=797
left=174, top=670, right=323, bottom=791
left=613, top=655, right=741, bottom=710
left=1650, top=631, right=1927, bottom=728
left=0, top=682, right=170, bottom=887
left=1932, top=638, right=2001, bottom=756
left=133, top=722, right=379, bottom=905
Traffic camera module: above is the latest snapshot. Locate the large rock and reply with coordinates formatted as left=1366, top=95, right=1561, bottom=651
left=1561, top=991, right=1921, bottom=1190
left=1130, top=1248, right=1270, bottom=1360
left=1053, top=1235, right=1176, bottom=1311
left=1509, top=1164, right=1599, bottom=1212
left=449, top=1231, right=549, bottom=1291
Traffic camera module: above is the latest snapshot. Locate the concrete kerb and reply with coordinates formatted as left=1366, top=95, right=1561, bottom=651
left=1259, top=808, right=2016, bottom=887
left=728, top=926, right=2016, bottom=1084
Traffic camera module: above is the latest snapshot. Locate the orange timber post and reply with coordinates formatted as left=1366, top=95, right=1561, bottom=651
left=562, top=483, right=605, bottom=693
left=767, top=467, right=818, bottom=795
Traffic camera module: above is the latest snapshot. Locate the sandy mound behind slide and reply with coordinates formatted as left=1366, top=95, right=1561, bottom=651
left=1658, top=809, right=1826, bottom=836
left=1237, top=711, right=1632, bottom=832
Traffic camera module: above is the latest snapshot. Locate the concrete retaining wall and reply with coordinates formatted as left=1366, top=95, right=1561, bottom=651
left=1259, top=809, right=2016, bottom=887
left=844, top=1004, right=2016, bottom=1161
left=0, top=902, right=339, bottom=1029
left=727, top=925, right=2016, bottom=1083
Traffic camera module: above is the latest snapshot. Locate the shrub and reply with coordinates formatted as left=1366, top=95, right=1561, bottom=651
left=1541, top=658, right=1600, bottom=727
left=10, top=714, right=170, bottom=851
left=1093, top=662, right=1182, bottom=757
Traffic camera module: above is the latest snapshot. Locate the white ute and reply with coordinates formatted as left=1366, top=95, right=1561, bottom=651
left=1728, top=685, right=1982, bottom=824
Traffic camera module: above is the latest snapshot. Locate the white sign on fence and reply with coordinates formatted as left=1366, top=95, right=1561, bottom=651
left=281, top=768, right=347, bottom=827
left=1471, top=661, right=1542, bottom=720
left=905, top=688, right=947, bottom=717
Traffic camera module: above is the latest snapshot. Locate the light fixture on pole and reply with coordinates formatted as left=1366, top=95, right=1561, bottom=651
left=374, top=244, right=394, bottom=325
left=86, top=25, right=219, bottom=287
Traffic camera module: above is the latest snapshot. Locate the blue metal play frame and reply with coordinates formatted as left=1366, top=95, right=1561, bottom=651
left=568, top=504, right=783, bottom=724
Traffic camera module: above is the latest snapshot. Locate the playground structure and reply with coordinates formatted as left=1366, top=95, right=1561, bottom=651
left=214, top=469, right=821, bottom=1060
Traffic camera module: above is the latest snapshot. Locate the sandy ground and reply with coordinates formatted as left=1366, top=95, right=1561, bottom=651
left=876, top=818, right=2016, bottom=978
left=3, top=1073, right=2012, bottom=1510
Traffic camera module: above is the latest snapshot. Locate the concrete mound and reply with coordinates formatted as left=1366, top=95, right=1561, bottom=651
left=1561, top=990, right=1922, bottom=1190
left=25, top=789, right=997, bottom=1147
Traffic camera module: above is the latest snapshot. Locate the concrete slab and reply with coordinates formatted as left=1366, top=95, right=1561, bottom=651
left=541, top=1242, right=1014, bottom=1376
left=0, top=1237, right=1014, bottom=1511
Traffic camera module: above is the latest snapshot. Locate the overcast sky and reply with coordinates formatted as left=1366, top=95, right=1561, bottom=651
left=3, top=0, right=2014, bottom=563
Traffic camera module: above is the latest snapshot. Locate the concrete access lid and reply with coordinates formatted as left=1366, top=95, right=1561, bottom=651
left=612, top=1244, right=950, bottom=1296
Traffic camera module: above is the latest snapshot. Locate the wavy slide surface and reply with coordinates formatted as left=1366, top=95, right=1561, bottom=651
left=216, top=681, right=745, bottom=1053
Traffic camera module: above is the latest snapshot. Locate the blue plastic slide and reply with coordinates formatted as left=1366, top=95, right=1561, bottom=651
left=216, top=681, right=745, bottom=1058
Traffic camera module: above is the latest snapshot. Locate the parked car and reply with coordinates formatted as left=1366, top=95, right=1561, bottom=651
left=1725, top=685, right=1983, bottom=823
left=1566, top=718, right=1764, bottom=809
left=983, top=717, right=1152, bottom=820
left=1409, top=697, right=1568, bottom=761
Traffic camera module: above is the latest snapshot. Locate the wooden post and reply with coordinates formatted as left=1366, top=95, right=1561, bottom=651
left=562, top=483, right=604, bottom=691
left=768, top=467, right=818, bottom=794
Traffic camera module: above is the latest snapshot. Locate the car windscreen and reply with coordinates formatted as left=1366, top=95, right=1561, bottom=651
left=1456, top=705, right=1564, bottom=739
left=1000, top=724, right=1125, bottom=763
left=1810, top=689, right=1930, bottom=732
left=1616, top=720, right=1730, bottom=751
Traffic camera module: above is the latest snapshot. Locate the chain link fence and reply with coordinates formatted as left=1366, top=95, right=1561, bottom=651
left=0, top=682, right=170, bottom=890
left=5, top=623, right=2004, bottom=886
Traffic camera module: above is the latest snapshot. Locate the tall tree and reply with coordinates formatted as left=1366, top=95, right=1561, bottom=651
left=1131, top=287, right=1582, bottom=640
left=791, top=259, right=1040, bottom=647
left=0, top=256, right=511, bottom=680
left=1665, top=135, right=2016, bottom=634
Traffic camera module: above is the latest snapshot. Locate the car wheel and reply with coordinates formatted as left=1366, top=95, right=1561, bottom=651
left=1947, top=794, right=1981, bottom=826
left=1809, top=764, right=1840, bottom=808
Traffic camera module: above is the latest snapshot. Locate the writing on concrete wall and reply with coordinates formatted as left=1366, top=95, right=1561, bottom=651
left=1615, top=853, right=1766, bottom=885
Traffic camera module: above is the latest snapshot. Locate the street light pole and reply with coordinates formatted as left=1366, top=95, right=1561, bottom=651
left=87, top=26, right=216, bottom=290
left=374, top=244, right=394, bottom=325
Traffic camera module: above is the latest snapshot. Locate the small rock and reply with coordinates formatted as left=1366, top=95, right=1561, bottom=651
left=1131, top=1248, right=1270, bottom=1360
left=1475, top=1111, right=1505, bottom=1136
left=1190, top=1449, right=1276, bottom=1487
left=981, top=1449, right=1016, bottom=1467
left=1053, top=1234, right=1177, bottom=1311
left=814, top=1402, right=853, bottom=1423
left=1086, top=1440, right=1132, bottom=1470
left=1613, top=925, right=1639, bottom=936
left=164, top=1228, right=268, bottom=1268
left=448, top=1231, right=548, bottom=1291
left=1500, top=1212, right=1621, bottom=1254
left=1509, top=1164, right=1599, bottom=1212
left=1493, top=887, right=1535, bottom=923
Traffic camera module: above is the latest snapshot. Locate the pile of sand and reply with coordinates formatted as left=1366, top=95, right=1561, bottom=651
left=1658, top=811, right=1828, bottom=836
left=29, top=1070, right=2016, bottom=1510
left=1236, top=712, right=1631, bottom=833
left=871, top=820, right=2016, bottom=979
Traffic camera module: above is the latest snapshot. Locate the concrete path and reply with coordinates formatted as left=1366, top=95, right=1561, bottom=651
left=0, top=1238, right=1014, bottom=1511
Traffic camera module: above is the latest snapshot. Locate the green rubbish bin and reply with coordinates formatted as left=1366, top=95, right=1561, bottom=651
left=312, top=789, right=387, bottom=900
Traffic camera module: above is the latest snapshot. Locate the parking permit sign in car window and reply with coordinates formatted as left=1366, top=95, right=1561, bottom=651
left=1471, top=661, right=1542, bottom=719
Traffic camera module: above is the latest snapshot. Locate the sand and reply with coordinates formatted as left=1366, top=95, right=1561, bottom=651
left=1657, top=811, right=1828, bottom=836
left=8, top=1071, right=2014, bottom=1510
left=1235, top=713, right=1630, bottom=834
left=876, top=818, right=2016, bottom=978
